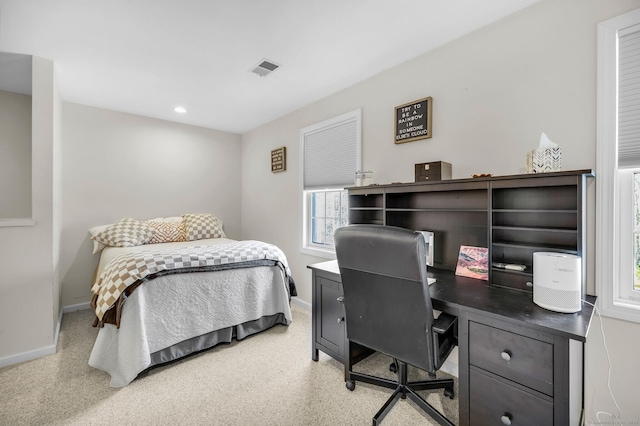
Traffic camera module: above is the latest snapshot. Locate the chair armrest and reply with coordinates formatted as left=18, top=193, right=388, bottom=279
left=432, top=313, right=457, bottom=334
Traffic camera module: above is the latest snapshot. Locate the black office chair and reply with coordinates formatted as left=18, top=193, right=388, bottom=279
left=334, top=224, right=457, bottom=426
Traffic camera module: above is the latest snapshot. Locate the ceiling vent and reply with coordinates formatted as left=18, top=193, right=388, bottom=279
left=250, top=59, right=280, bottom=77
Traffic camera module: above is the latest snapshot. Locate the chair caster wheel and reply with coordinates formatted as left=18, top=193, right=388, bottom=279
left=389, top=362, right=397, bottom=373
left=346, top=379, right=356, bottom=391
left=444, top=387, right=455, bottom=399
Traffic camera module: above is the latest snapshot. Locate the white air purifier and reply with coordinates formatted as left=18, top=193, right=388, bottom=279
left=533, top=252, right=582, bottom=313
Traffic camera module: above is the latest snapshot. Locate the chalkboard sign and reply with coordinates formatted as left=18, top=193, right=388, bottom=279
left=271, top=146, right=286, bottom=173
left=394, top=97, right=432, bottom=144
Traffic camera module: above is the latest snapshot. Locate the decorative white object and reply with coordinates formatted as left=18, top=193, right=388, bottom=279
left=525, top=132, right=562, bottom=173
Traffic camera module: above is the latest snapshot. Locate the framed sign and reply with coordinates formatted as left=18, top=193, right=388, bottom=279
left=394, top=96, right=432, bottom=144
left=271, top=146, right=286, bottom=173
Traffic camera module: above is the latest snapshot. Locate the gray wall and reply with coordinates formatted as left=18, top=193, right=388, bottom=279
left=240, top=0, right=640, bottom=422
left=60, top=103, right=242, bottom=306
left=0, top=89, right=31, bottom=218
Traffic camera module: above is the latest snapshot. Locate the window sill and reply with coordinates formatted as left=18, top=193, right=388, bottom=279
left=301, top=245, right=336, bottom=260
left=0, top=218, right=36, bottom=227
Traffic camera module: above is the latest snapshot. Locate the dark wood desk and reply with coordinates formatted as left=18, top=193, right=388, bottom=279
left=309, top=260, right=596, bottom=426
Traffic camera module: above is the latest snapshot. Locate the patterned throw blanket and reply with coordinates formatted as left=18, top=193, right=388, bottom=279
left=90, top=240, right=295, bottom=327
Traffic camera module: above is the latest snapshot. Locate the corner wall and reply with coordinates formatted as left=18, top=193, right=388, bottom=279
left=240, top=0, right=640, bottom=422
left=60, top=103, right=242, bottom=306
left=0, top=56, right=61, bottom=362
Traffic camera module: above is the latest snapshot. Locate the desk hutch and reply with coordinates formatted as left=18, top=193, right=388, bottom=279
left=309, top=170, right=596, bottom=426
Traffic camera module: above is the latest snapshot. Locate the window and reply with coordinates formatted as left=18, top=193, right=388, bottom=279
left=300, top=109, right=361, bottom=258
left=308, top=190, right=349, bottom=248
left=596, top=8, right=640, bottom=322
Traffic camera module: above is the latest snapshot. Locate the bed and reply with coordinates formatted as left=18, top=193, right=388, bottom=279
left=87, top=215, right=296, bottom=387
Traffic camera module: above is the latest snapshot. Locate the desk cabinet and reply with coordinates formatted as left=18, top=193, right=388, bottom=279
left=310, top=262, right=372, bottom=378
left=308, top=261, right=594, bottom=426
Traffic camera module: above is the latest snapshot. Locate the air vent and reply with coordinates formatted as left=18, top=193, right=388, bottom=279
left=250, top=59, right=280, bottom=77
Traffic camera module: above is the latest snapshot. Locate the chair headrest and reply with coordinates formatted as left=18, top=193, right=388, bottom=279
left=334, top=225, right=427, bottom=282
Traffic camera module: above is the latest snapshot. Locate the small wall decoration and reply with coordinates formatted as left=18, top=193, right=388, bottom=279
left=271, top=147, right=286, bottom=173
left=455, top=245, right=489, bottom=281
left=395, top=96, right=432, bottom=144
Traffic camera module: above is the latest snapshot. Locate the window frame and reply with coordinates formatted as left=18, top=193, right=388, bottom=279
left=596, top=8, right=640, bottom=323
left=299, top=109, right=361, bottom=258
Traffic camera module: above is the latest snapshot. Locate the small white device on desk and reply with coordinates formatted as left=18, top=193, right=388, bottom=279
left=533, top=252, right=582, bottom=313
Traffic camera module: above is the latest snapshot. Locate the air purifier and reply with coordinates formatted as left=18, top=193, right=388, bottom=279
left=533, top=252, right=582, bottom=313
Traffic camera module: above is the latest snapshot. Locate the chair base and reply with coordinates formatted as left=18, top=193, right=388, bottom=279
left=348, top=362, right=455, bottom=426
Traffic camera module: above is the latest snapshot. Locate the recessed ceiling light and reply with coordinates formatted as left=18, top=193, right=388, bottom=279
left=174, top=106, right=187, bottom=113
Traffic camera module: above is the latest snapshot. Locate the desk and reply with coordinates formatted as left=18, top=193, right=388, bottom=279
left=309, top=260, right=596, bottom=426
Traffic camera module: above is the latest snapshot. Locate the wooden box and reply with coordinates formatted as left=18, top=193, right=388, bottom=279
left=415, top=161, right=452, bottom=182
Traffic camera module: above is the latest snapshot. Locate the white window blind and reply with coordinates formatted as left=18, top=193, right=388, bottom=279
left=618, top=23, right=640, bottom=167
left=302, top=110, right=360, bottom=190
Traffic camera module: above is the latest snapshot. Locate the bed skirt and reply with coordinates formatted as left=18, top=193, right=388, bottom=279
left=148, top=312, right=288, bottom=367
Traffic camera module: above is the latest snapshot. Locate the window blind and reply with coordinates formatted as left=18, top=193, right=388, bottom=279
left=618, top=24, right=640, bottom=167
left=302, top=111, right=360, bottom=190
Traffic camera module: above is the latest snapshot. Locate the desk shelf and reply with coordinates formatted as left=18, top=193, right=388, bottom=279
left=348, top=170, right=593, bottom=293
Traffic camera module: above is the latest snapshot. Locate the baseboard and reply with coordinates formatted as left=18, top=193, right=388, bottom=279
left=63, top=301, right=91, bottom=313
left=0, top=307, right=63, bottom=369
left=291, top=296, right=311, bottom=310
left=439, top=360, right=459, bottom=378
left=0, top=301, right=92, bottom=369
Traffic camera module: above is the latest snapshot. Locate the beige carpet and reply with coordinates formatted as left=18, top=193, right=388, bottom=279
left=0, top=304, right=458, bottom=426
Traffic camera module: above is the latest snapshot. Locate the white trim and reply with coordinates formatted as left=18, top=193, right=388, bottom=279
left=290, top=296, right=311, bottom=311
left=0, top=307, right=62, bottom=368
left=0, top=218, right=36, bottom=227
left=596, top=8, right=640, bottom=323
left=63, top=301, right=91, bottom=313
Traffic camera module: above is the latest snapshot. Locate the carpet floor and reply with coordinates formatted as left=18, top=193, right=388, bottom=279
left=0, top=304, right=458, bottom=425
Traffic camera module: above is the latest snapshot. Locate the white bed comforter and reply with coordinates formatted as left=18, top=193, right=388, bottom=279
left=88, top=238, right=292, bottom=387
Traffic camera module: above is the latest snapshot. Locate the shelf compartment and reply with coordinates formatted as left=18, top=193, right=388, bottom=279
left=386, top=189, right=488, bottom=210
left=348, top=193, right=383, bottom=209
left=491, top=268, right=534, bottom=292
left=492, top=227, right=577, bottom=251
left=493, top=210, right=577, bottom=229
left=348, top=209, right=383, bottom=225
left=493, top=185, right=577, bottom=210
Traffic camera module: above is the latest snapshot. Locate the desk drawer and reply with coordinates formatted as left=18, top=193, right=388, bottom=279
left=470, top=368, right=553, bottom=426
left=469, top=321, right=553, bottom=395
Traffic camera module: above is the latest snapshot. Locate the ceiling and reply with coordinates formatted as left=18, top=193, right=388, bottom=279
left=0, top=0, right=539, bottom=134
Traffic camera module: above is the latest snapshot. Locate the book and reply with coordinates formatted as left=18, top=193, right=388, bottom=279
left=455, top=245, right=489, bottom=281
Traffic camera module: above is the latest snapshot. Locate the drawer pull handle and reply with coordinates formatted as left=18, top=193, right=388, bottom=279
left=337, top=296, right=344, bottom=303
left=526, top=281, right=533, bottom=287
left=337, top=317, right=345, bottom=324
left=501, top=351, right=512, bottom=361
left=501, top=414, right=512, bottom=425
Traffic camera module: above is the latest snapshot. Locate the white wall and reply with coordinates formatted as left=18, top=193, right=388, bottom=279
left=0, top=56, right=61, bottom=361
left=60, top=103, right=242, bottom=306
left=240, top=0, right=640, bottom=422
left=0, top=89, right=31, bottom=218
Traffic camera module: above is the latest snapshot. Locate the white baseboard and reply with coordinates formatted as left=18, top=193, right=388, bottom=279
left=0, top=307, right=63, bottom=369
left=291, top=296, right=311, bottom=310
left=0, top=301, right=92, bottom=369
left=63, top=301, right=91, bottom=313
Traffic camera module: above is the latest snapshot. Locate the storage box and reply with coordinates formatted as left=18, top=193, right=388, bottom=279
left=525, top=148, right=561, bottom=173
left=415, top=161, right=452, bottom=182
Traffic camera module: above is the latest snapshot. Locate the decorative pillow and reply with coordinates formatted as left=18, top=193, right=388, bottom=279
left=181, top=213, right=226, bottom=241
left=89, top=224, right=111, bottom=254
left=146, top=219, right=187, bottom=244
left=91, top=218, right=155, bottom=248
